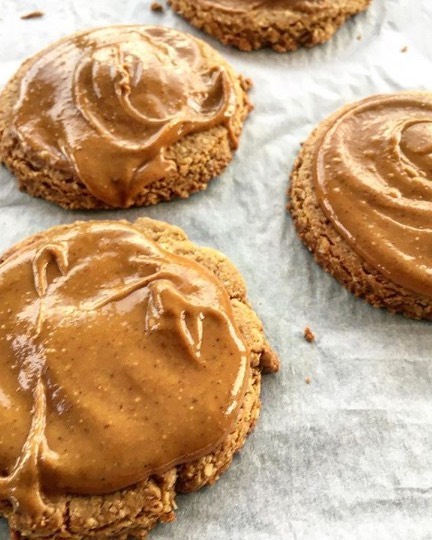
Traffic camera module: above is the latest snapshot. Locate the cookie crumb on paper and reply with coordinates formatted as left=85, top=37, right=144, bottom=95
left=20, top=10, right=44, bottom=19
left=151, top=2, right=164, bottom=12
left=304, top=327, right=315, bottom=343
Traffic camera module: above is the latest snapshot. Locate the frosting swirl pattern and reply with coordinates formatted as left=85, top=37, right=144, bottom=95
left=11, top=26, right=238, bottom=207
left=313, top=92, right=432, bottom=298
left=0, top=221, right=248, bottom=517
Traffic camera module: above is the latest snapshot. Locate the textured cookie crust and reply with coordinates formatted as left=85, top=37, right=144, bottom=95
left=168, top=0, right=371, bottom=52
left=289, top=111, right=432, bottom=320
left=0, top=218, right=279, bottom=539
left=0, top=34, right=252, bottom=210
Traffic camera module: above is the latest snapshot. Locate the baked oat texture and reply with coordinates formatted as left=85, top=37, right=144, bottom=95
left=168, top=0, right=372, bottom=52
left=289, top=112, right=432, bottom=320
left=0, top=218, right=279, bottom=539
left=0, top=36, right=252, bottom=210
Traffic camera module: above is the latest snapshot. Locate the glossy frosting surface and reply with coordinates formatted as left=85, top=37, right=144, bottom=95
left=0, top=221, right=249, bottom=516
left=313, top=92, right=432, bottom=297
left=11, top=26, right=237, bottom=207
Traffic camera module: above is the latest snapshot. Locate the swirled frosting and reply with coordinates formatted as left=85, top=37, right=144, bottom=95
left=10, top=26, right=239, bottom=207
left=313, top=92, right=432, bottom=298
left=0, top=221, right=249, bottom=517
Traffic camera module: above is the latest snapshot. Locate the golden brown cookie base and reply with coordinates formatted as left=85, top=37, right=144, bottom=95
left=0, top=218, right=278, bottom=539
left=168, top=0, right=371, bottom=52
left=288, top=113, right=432, bottom=320
left=0, top=55, right=251, bottom=210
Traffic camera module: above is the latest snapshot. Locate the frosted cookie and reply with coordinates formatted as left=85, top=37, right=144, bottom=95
left=289, top=91, right=432, bottom=319
left=168, top=0, right=372, bottom=52
left=0, top=26, right=251, bottom=209
left=0, top=218, right=278, bottom=539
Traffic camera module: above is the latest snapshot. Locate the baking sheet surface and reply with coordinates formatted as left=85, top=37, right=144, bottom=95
left=1, top=0, right=432, bottom=538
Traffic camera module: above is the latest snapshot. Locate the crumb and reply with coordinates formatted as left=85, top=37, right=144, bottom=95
left=304, top=326, right=315, bottom=343
left=20, top=10, right=44, bottom=19
left=305, top=377, right=311, bottom=385
left=357, top=33, right=362, bottom=41
left=151, top=2, right=164, bottom=12
left=240, top=76, right=253, bottom=92
left=401, top=46, right=408, bottom=53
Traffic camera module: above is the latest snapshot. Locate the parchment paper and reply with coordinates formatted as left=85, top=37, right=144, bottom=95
left=1, top=0, right=432, bottom=538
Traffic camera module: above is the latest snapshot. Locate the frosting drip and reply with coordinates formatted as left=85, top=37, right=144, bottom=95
left=313, top=92, right=432, bottom=298
left=0, top=221, right=249, bottom=517
left=11, top=26, right=238, bottom=207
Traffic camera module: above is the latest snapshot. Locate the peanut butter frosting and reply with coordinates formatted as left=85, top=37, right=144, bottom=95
left=0, top=221, right=249, bottom=518
left=10, top=26, right=238, bottom=207
left=313, top=91, right=432, bottom=298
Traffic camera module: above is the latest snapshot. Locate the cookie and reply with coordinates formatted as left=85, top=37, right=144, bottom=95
left=168, top=0, right=371, bottom=53
left=0, top=26, right=252, bottom=209
left=289, top=91, right=432, bottom=320
left=0, top=218, right=278, bottom=539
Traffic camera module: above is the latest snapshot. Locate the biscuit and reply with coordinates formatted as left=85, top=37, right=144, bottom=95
left=0, top=26, right=252, bottom=209
left=168, top=0, right=372, bottom=52
left=0, top=218, right=278, bottom=539
left=289, top=91, right=432, bottom=319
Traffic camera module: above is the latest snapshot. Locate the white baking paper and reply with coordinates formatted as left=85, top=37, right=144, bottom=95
left=1, top=0, right=432, bottom=538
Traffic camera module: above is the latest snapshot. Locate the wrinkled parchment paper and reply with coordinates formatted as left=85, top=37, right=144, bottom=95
left=1, top=0, right=432, bottom=538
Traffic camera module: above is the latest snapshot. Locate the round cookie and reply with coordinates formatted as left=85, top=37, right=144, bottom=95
left=289, top=91, right=432, bottom=320
left=168, top=0, right=372, bottom=53
left=0, top=26, right=252, bottom=210
left=0, top=218, right=278, bottom=540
